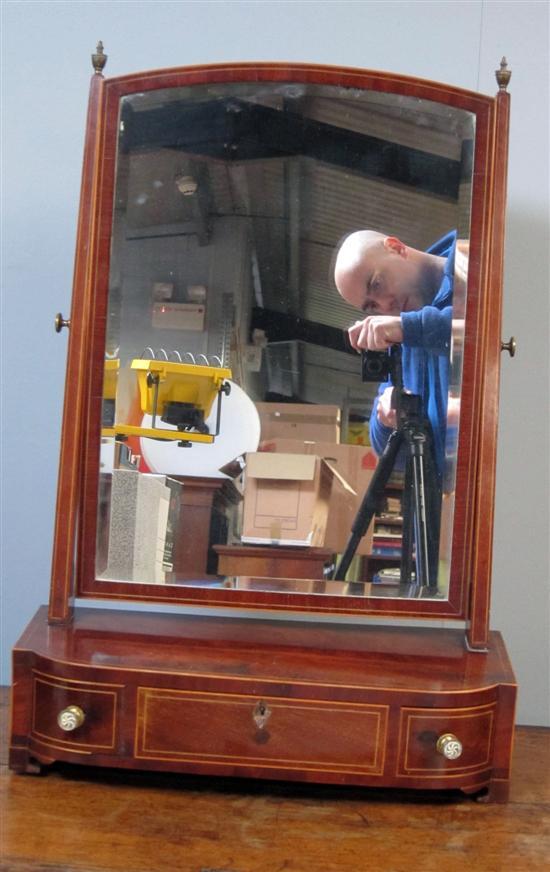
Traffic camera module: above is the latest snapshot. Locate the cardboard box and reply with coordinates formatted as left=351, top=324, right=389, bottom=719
left=258, top=439, right=378, bottom=555
left=241, top=452, right=347, bottom=547
left=255, top=403, right=341, bottom=444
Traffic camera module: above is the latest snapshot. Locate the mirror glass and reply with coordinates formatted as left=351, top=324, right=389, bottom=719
left=95, top=80, right=474, bottom=601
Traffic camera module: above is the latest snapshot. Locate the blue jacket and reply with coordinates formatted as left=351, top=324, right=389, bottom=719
left=369, top=230, right=456, bottom=476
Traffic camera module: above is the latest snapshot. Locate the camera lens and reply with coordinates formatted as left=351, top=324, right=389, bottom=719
left=361, top=349, right=391, bottom=382
left=366, top=358, right=384, bottom=376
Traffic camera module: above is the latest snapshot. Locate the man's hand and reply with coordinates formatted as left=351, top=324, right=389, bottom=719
left=347, top=315, right=403, bottom=351
left=376, top=386, right=397, bottom=429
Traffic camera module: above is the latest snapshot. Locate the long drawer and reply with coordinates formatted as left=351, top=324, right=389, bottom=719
left=135, top=687, right=389, bottom=776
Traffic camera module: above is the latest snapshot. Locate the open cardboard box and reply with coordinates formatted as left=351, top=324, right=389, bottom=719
left=239, top=452, right=354, bottom=548
left=258, top=439, right=378, bottom=555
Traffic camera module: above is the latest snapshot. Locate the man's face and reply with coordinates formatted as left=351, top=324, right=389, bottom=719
left=335, top=236, right=426, bottom=315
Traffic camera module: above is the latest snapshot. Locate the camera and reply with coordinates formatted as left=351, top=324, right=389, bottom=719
left=361, top=349, right=393, bottom=382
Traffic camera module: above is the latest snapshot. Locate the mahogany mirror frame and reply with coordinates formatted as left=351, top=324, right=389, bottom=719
left=48, top=58, right=510, bottom=651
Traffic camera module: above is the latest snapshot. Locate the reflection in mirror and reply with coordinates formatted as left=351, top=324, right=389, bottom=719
left=95, top=80, right=474, bottom=602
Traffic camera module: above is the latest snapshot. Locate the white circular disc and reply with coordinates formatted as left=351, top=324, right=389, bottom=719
left=140, top=380, right=260, bottom=476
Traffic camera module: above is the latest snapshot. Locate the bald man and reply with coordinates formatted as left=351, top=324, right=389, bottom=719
left=334, top=229, right=457, bottom=477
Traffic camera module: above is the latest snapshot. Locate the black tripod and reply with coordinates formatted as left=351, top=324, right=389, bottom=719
left=333, top=347, right=441, bottom=592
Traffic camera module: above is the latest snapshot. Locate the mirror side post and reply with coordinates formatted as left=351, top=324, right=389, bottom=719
left=48, top=47, right=108, bottom=624
left=466, top=62, right=512, bottom=650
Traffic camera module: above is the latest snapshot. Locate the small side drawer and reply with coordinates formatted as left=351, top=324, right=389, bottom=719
left=31, top=672, right=122, bottom=753
left=136, top=688, right=389, bottom=776
left=397, top=703, right=496, bottom=776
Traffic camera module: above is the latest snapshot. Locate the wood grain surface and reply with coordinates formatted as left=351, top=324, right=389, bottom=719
left=9, top=607, right=517, bottom=798
left=2, top=686, right=549, bottom=872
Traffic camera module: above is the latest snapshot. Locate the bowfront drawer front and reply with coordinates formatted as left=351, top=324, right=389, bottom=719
left=136, top=687, right=388, bottom=776
left=397, top=704, right=496, bottom=778
left=31, top=672, right=122, bottom=754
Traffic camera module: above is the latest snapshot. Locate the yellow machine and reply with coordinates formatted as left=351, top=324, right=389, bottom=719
left=102, top=357, right=232, bottom=445
left=103, top=358, right=120, bottom=399
left=101, top=358, right=120, bottom=429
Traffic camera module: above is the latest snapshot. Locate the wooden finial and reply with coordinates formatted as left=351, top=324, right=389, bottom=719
left=495, top=57, right=511, bottom=91
left=92, top=41, right=108, bottom=75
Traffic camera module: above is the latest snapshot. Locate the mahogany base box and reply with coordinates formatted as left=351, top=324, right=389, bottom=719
left=10, top=607, right=516, bottom=802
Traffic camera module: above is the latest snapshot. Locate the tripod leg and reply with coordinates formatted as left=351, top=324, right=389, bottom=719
left=400, top=456, right=415, bottom=585
left=422, top=439, right=442, bottom=589
left=333, top=429, right=403, bottom=580
left=405, top=429, right=441, bottom=590
left=410, top=436, right=430, bottom=588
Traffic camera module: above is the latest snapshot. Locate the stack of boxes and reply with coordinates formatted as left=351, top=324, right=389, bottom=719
left=239, top=402, right=377, bottom=554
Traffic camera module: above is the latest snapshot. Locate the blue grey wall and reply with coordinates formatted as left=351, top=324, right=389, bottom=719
left=2, top=0, right=549, bottom=725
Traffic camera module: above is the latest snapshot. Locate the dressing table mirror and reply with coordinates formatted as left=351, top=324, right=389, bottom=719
left=10, top=48, right=516, bottom=801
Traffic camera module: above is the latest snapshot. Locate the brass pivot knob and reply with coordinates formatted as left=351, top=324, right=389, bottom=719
left=252, top=700, right=272, bottom=730
left=54, top=313, right=71, bottom=333
left=57, top=705, right=86, bottom=732
left=501, top=336, right=516, bottom=357
left=436, top=733, right=463, bottom=760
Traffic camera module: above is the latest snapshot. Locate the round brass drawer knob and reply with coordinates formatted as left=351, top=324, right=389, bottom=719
left=436, top=733, right=463, bottom=760
left=54, top=312, right=71, bottom=333
left=57, top=705, right=86, bottom=732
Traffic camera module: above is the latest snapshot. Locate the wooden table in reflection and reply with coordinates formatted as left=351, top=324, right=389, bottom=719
left=214, top=544, right=333, bottom=580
